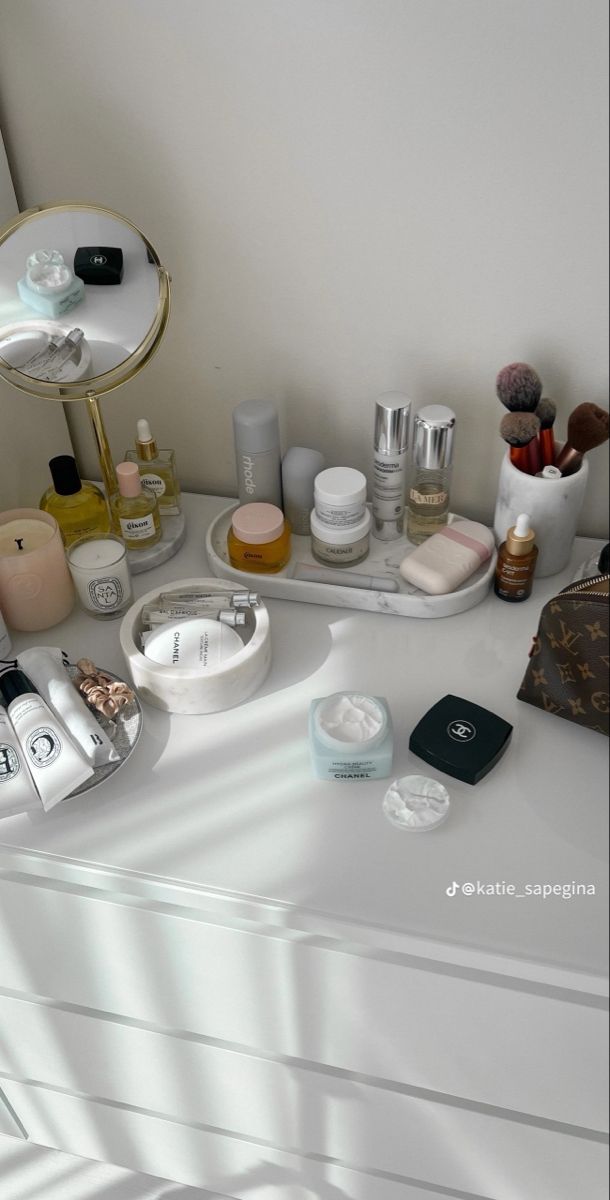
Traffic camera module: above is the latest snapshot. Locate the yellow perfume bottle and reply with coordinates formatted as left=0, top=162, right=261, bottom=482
left=40, top=456, right=110, bottom=547
left=112, top=462, right=161, bottom=550
left=124, top=419, right=181, bottom=516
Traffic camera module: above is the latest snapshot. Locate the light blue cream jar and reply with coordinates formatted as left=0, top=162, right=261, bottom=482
left=309, top=691, right=393, bottom=781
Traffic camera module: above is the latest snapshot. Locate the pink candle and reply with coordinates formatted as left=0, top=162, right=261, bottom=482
left=0, top=509, right=74, bottom=631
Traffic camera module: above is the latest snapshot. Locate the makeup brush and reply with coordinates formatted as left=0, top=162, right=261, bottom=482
left=535, top=397, right=557, bottom=468
left=500, top=411, right=541, bottom=474
left=496, top=363, right=542, bottom=413
left=555, top=403, right=609, bottom=475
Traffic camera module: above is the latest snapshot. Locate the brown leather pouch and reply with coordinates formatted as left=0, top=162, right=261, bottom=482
left=517, top=574, right=609, bottom=736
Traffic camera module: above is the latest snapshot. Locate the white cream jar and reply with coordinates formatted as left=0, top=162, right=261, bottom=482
left=310, top=508, right=371, bottom=567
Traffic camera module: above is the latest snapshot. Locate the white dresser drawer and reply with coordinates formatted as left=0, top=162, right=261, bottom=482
left=0, top=1079, right=450, bottom=1200
left=1, top=991, right=607, bottom=1199
left=0, top=876, right=607, bottom=1132
left=1, top=1073, right=607, bottom=1200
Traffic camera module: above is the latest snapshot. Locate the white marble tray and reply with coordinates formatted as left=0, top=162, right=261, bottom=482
left=205, top=502, right=496, bottom=618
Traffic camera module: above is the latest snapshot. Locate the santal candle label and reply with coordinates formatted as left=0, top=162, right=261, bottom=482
left=67, top=535, right=133, bottom=619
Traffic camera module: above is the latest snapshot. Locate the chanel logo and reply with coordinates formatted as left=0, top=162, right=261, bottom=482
left=448, top=720, right=476, bottom=742
left=90, top=254, right=107, bottom=265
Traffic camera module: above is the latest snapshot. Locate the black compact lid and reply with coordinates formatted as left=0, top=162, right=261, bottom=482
left=74, top=246, right=124, bottom=285
left=0, top=669, right=37, bottom=708
left=49, top=455, right=82, bottom=496
left=409, top=694, right=513, bottom=785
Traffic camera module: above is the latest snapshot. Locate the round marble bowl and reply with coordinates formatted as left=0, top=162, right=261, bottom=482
left=119, top=577, right=271, bottom=714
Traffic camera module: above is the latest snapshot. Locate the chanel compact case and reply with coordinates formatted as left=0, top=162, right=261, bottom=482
left=74, top=246, right=124, bottom=285
left=409, top=695, right=513, bottom=785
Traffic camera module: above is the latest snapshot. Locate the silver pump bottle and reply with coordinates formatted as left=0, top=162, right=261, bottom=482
left=372, top=392, right=411, bottom=540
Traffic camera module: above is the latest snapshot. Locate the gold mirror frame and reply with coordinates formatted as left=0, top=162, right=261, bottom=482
left=0, top=202, right=171, bottom=498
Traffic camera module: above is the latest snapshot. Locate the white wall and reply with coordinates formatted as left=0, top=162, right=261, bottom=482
left=0, top=132, right=73, bottom=510
left=0, top=0, right=607, bottom=533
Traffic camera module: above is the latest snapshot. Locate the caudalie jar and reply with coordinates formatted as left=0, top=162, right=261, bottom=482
left=227, top=503, right=291, bottom=573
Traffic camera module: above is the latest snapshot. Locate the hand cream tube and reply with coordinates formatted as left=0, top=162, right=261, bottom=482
left=0, top=669, right=94, bottom=810
left=0, top=708, right=42, bottom=817
left=17, top=647, right=119, bottom=768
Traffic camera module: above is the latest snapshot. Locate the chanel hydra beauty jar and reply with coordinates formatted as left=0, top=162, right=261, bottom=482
left=309, top=692, right=393, bottom=780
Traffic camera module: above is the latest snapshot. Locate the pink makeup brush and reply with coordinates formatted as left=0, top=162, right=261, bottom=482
left=500, top=412, right=541, bottom=474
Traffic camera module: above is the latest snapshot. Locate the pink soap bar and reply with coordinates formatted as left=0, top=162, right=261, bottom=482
left=400, top=520, right=495, bottom=595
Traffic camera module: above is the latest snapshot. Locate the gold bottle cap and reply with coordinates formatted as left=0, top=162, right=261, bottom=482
left=136, top=418, right=158, bottom=462
left=506, top=513, right=536, bottom=556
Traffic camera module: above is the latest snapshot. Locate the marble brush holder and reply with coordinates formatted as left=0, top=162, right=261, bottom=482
left=493, top=449, right=589, bottom=577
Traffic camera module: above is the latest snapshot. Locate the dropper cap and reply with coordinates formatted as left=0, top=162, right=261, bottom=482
left=116, top=461, right=143, bottom=498
left=136, top=418, right=158, bottom=461
left=506, top=513, right=536, bottom=556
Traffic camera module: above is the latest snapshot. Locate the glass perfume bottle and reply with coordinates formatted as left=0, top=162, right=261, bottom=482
left=406, top=405, right=456, bottom=545
left=112, top=462, right=161, bottom=550
left=39, top=455, right=110, bottom=547
left=125, top=419, right=181, bottom=515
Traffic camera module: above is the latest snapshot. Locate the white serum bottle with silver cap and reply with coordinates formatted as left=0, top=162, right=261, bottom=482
left=371, top=392, right=411, bottom=541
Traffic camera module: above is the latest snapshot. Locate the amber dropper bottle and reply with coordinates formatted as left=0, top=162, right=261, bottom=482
left=494, top=513, right=538, bottom=602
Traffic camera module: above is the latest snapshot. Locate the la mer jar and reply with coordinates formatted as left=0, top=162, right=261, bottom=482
left=0, top=509, right=74, bottom=630
left=67, top=534, right=133, bottom=619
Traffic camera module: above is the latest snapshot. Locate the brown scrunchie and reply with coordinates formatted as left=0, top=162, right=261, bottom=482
left=75, top=658, right=134, bottom=719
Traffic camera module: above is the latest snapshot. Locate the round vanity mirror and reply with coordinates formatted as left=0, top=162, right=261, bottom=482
left=0, top=204, right=180, bottom=570
left=0, top=203, right=170, bottom=400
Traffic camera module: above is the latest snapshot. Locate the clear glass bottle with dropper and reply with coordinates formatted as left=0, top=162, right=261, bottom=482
left=125, top=419, right=181, bottom=515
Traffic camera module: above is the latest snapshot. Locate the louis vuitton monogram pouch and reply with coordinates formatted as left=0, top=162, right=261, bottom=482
left=517, top=574, right=609, bottom=736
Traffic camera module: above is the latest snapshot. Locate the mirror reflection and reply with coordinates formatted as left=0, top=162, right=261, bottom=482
left=0, top=207, right=162, bottom=390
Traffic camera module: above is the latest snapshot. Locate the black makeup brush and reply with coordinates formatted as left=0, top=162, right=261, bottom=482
left=496, top=363, right=542, bottom=413
left=555, top=403, right=609, bottom=475
left=535, top=398, right=557, bottom=468
left=500, top=411, right=541, bottom=474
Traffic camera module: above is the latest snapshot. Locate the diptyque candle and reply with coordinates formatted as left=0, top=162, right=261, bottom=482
left=0, top=509, right=74, bottom=630
left=67, top=534, right=133, bottom=619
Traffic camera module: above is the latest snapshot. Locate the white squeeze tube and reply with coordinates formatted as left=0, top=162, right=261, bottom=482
left=0, top=669, right=94, bottom=810
left=0, top=708, right=42, bottom=818
left=17, top=647, right=119, bottom=767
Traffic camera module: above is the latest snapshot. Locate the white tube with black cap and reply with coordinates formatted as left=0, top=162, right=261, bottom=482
left=0, top=669, right=94, bottom=810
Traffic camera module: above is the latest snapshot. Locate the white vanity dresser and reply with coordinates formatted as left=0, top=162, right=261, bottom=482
left=0, top=493, right=608, bottom=1200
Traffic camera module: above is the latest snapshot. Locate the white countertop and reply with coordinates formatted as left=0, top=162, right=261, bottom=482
left=1, top=493, right=608, bottom=986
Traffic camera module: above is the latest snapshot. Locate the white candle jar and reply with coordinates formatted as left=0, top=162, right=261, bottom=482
left=493, top=450, right=589, bottom=577
left=67, top=534, right=133, bottom=619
